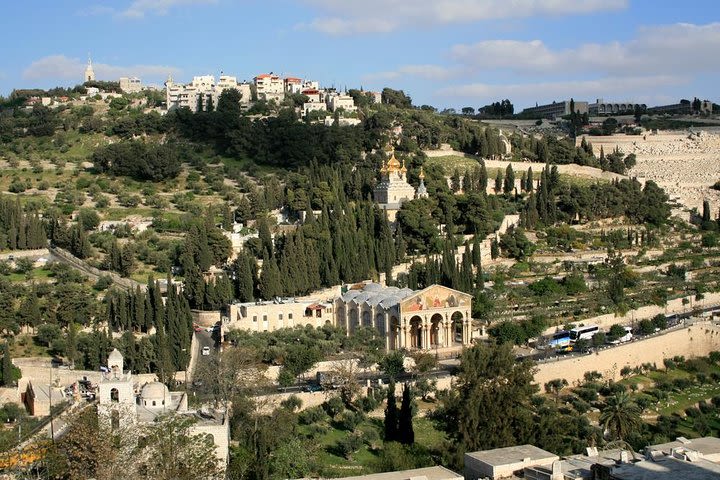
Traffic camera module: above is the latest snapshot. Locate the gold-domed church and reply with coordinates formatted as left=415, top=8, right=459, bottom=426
left=374, top=149, right=428, bottom=222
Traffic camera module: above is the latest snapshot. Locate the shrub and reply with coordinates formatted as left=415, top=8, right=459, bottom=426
left=685, top=406, right=701, bottom=418
left=337, top=410, right=365, bottom=431
left=336, top=432, right=364, bottom=459
left=322, top=396, right=345, bottom=418
left=280, top=395, right=303, bottom=412
left=299, top=406, right=328, bottom=425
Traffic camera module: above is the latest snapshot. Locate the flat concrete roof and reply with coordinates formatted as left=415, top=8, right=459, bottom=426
left=465, top=444, right=558, bottom=466
left=327, top=466, right=462, bottom=480
left=648, top=437, right=720, bottom=457
left=610, top=456, right=720, bottom=480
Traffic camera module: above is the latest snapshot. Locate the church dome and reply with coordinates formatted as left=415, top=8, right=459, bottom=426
left=140, top=382, right=170, bottom=404
left=386, top=150, right=401, bottom=172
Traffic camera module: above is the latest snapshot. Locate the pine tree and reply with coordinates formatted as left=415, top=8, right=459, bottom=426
left=490, top=238, right=499, bottom=260
left=398, top=383, right=415, bottom=445
left=384, top=382, right=399, bottom=442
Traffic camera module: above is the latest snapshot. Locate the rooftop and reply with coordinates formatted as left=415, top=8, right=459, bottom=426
left=610, top=455, right=720, bottom=480
left=325, top=466, right=462, bottom=480
left=465, top=444, right=559, bottom=466
left=648, top=437, right=720, bottom=457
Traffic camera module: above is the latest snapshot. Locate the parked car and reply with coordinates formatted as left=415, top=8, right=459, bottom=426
left=201, top=346, right=211, bottom=356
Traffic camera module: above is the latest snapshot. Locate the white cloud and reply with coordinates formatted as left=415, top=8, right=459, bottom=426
left=119, top=0, right=217, bottom=18
left=23, top=55, right=180, bottom=82
left=450, top=23, right=720, bottom=76
left=298, top=0, right=628, bottom=34
left=364, top=65, right=459, bottom=82
left=436, top=75, right=688, bottom=103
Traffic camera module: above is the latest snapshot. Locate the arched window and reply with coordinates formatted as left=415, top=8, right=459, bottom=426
left=152, top=400, right=156, bottom=406
left=111, top=410, right=120, bottom=431
left=110, top=388, right=119, bottom=403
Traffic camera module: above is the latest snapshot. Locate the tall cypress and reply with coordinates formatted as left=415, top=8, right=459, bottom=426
left=398, top=383, right=415, bottom=445
left=384, top=382, right=399, bottom=442
left=1, top=342, right=13, bottom=386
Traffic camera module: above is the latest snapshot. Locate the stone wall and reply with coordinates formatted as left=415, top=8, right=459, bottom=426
left=191, top=310, right=221, bottom=327
left=542, top=293, right=720, bottom=336
left=534, top=321, right=720, bottom=387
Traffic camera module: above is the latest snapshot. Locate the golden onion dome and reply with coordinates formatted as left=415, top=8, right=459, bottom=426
left=386, top=149, right=401, bottom=172
left=400, top=158, right=407, bottom=173
left=419, top=166, right=425, bottom=180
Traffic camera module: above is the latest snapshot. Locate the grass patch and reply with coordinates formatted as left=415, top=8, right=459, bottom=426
left=656, top=383, right=720, bottom=416
left=4, top=267, right=54, bottom=283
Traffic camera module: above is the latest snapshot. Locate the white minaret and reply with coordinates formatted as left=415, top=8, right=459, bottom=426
left=84, top=54, right=95, bottom=83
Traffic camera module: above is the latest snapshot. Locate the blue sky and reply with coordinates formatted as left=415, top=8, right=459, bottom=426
left=2, top=0, right=719, bottom=109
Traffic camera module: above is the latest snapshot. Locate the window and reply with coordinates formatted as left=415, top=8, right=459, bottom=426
left=288, top=313, right=293, bottom=320
left=110, top=388, right=119, bottom=403
left=152, top=401, right=156, bottom=406
left=263, top=315, right=267, bottom=321
left=253, top=316, right=257, bottom=322
left=279, top=314, right=283, bottom=320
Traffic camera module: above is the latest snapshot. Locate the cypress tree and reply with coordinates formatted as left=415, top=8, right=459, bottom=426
left=259, top=255, right=281, bottom=300
left=479, top=161, right=488, bottom=192
left=490, top=238, right=500, bottom=260
left=526, top=167, right=534, bottom=193
left=503, top=164, right=515, bottom=194
left=1, top=342, right=13, bottom=386
left=384, top=382, right=399, bottom=442
left=398, top=383, right=415, bottom=445
left=234, top=253, right=255, bottom=302
left=494, top=170, right=503, bottom=194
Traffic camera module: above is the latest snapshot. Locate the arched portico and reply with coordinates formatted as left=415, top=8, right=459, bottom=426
left=409, top=316, right=423, bottom=349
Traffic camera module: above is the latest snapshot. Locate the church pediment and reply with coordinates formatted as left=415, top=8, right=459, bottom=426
left=400, top=284, right=471, bottom=312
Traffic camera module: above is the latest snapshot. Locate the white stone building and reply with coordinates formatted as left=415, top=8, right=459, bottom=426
left=335, top=283, right=472, bottom=351
left=119, top=77, right=142, bottom=93
left=165, top=74, right=245, bottom=112
left=326, top=92, right=357, bottom=113
left=227, top=299, right=334, bottom=333
left=373, top=150, right=427, bottom=221
left=254, top=73, right=284, bottom=102
left=96, top=349, right=229, bottom=466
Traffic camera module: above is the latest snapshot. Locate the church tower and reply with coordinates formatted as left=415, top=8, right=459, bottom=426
left=84, top=55, right=95, bottom=83
left=97, top=349, right=136, bottom=431
left=416, top=166, right=429, bottom=199
left=373, top=148, right=418, bottom=222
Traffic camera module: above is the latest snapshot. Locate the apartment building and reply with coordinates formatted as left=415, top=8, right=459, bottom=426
left=119, top=77, right=142, bottom=94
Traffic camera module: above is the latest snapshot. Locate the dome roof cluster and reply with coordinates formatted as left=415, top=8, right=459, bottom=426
left=340, top=283, right=415, bottom=310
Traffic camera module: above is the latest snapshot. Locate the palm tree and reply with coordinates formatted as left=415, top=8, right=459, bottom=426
left=599, top=391, right=642, bottom=441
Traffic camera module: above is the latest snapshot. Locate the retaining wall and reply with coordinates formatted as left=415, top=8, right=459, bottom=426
left=534, top=321, right=720, bottom=387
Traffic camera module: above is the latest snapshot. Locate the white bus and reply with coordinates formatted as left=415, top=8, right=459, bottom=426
left=569, top=325, right=600, bottom=342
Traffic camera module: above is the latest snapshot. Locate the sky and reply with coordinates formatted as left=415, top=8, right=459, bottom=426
left=2, top=0, right=720, bottom=110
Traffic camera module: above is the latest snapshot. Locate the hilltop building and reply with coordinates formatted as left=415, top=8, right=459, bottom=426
left=521, top=100, right=588, bottom=119
left=335, top=283, right=473, bottom=351
left=589, top=99, right=646, bottom=116
left=84, top=56, right=95, bottom=83
left=373, top=149, right=422, bottom=222
left=96, top=349, right=229, bottom=466
left=165, top=74, right=251, bottom=112
left=119, top=76, right=142, bottom=93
